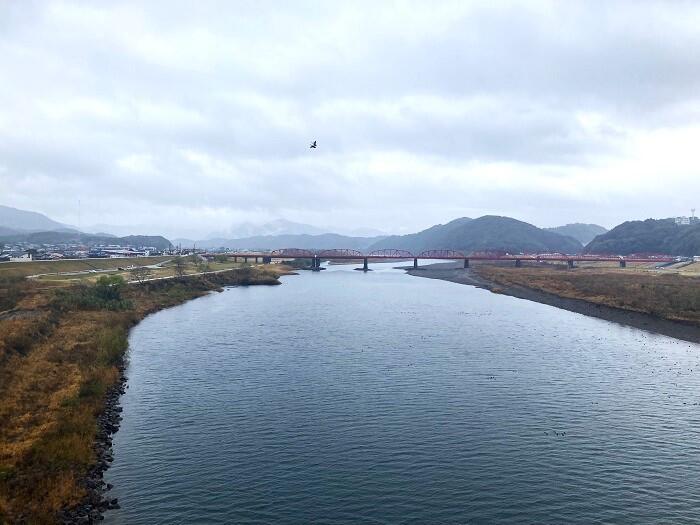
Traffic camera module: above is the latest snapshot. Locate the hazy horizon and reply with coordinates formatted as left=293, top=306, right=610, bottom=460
left=2, top=1, right=700, bottom=238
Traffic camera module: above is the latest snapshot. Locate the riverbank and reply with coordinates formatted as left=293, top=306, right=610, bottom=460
left=0, top=265, right=291, bottom=524
left=406, top=262, right=700, bottom=344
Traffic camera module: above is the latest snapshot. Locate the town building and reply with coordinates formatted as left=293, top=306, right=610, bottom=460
left=9, top=252, right=33, bottom=262
left=675, top=209, right=698, bottom=225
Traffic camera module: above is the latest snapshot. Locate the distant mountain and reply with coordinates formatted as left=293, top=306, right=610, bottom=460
left=0, top=230, right=173, bottom=250
left=0, top=226, right=22, bottom=236
left=584, top=218, right=700, bottom=256
left=0, top=205, right=73, bottom=232
left=342, top=227, right=389, bottom=237
left=545, top=223, right=608, bottom=245
left=212, top=219, right=327, bottom=239
left=197, top=233, right=386, bottom=251
left=369, top=216, right=582, bottom=254
left=85, top=224, right=152, bottom=237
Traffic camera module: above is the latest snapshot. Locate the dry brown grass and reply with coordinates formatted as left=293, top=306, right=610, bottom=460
left=0, top=265, right=286, bottom=523
left=475, top=265, right=700, bottom=325
left=27, top=257, right=246, bottom=286
left=0, top=256, right=171, bottom=279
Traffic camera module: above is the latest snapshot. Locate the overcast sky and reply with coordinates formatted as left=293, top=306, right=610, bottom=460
left=2, top=1, right=700, bottom=238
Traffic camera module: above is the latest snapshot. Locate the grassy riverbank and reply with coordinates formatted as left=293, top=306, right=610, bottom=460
left=405, top=261, right=700, bottom=343
left=473, top=265, right=700, bottom=326
left=0, top=264, right=288, bottom=523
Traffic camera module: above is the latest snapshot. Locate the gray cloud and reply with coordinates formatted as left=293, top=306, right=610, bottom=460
left=1, top=0, right=700, bottom=237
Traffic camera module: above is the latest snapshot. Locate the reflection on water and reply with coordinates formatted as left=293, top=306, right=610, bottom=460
left=105, top=262, right=700, bottom=524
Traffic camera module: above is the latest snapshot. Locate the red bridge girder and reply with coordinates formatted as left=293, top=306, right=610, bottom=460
left=367, top=249, right=415, bottom=258
left=419, top=249, right=466, bottom=258
left=467, top=250, right=508, bottom=257
left=318, top=249, right=365, bottom=258
left=270, top=248, right=315, bottom=258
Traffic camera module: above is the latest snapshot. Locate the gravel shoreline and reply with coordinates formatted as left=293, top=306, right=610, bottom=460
left=406, top=262, right=700, bottom=344
left=57, top=363, right=125, bottom=524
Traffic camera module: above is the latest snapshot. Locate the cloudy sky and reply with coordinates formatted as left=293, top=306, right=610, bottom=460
left=2, top=1, right=700, bottom=238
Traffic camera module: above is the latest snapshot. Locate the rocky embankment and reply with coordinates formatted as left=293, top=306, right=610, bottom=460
left=57, top=366, right=126, bottom=524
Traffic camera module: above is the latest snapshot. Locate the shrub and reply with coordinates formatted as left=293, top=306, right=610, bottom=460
left=52, top=275, right=132, bottom=312
left=0, top=276, right=26, bottom=311
left=96, top=327, right=128, bottom=366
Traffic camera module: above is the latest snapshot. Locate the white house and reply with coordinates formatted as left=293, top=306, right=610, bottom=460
left=9, top=253, right=33, bottom=262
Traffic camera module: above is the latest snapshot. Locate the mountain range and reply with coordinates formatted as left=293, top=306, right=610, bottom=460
left=0, top=205, right=75, bottom=235
left=15, top=203, right=698, bottom=256
left=585, top=219, right=700, bottom=256
left=368, top=216, right=583, bottom=254
left=188, top=233, right=384, bottom=251
left=0, top=230, right=173, bottom=251
left=544, top=223, right=608, bottom=245
left=206, top=219, right=387, bottom=240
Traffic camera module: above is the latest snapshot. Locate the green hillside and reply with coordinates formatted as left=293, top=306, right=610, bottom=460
left=369, top=216, right=582, bottom=254
left=0, top=231, right=173, bottom=250
left=585, top=219, right=700, bottom=255
left=545, top=223, right=608, bottom=245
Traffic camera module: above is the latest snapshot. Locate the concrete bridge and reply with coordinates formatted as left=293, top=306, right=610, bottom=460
left=206, top=248, right=676, bottom=271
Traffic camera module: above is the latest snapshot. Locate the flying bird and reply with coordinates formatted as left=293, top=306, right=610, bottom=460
left=310, top=140, right=317, bottom=149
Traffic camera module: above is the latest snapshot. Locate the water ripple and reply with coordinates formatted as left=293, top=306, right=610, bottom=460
left=105, top=263, right=700, bottom=524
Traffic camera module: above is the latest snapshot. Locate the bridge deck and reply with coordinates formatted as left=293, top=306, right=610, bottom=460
left=208, top=252, right=676, bottom=264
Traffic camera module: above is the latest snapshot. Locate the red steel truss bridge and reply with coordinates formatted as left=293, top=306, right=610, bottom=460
left=206, top=248, right=676, bottom=270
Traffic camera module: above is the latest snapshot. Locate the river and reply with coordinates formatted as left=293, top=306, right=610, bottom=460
left=104, top=262, right=700, bottom=524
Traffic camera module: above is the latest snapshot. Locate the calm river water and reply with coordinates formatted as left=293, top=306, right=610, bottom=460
left=105, top=262, right=700, bottom=524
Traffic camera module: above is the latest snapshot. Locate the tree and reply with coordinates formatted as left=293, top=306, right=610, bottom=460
left=94, top=275, right=127, bottom=302
left=130, top=266, right=153, bottom=284
left=173, top=256, right=186, bottom=278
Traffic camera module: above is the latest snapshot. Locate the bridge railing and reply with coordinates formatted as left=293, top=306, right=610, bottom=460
left=227, top=248, right=677, bottom=264
left=418, top=249, right=465, bottom=258
left=366, top=249, right=415, bottom=258
left=270, top=248, right=316, bottom=258
left=317, top=249, right=365, bottom=258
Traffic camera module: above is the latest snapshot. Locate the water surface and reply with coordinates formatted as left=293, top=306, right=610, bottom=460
left=105, top=263, right=700, bottom=524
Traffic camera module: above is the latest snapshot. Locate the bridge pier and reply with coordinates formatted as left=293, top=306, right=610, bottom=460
left=464, top=258, right=469, bottom=269
left=255, top=256, right=259, bottom=263
left=619, top=260, right=626, bottom=268
left=262, top=256, right=271, bottom=264
left=243, top=256, right=248, bottom=263
left=233, top=256, right=237, bottom=262
left=413, top=258, right=418, bottom=269
left=312, top=256, right=322, bottom=271
left=567, top=260, right=575, bottom=269
left=363, top=257, right=368, bottom=271
left=515, top=259, right=522, bottom=267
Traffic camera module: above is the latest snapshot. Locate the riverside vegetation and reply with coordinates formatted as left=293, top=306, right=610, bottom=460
left=474, top=265, right=700, bottom=326
left=0, top=262, right=286, bottom=523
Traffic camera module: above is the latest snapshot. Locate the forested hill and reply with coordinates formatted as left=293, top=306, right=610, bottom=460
left=584, top=219, right=700, bottom=256
left=545, top=223, right=607, bottom=245
left=368, top=216, right=582, bottom=254
left=0, top=230, right=173, bottom=250
left=0, top=204, right=71, bottom=233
